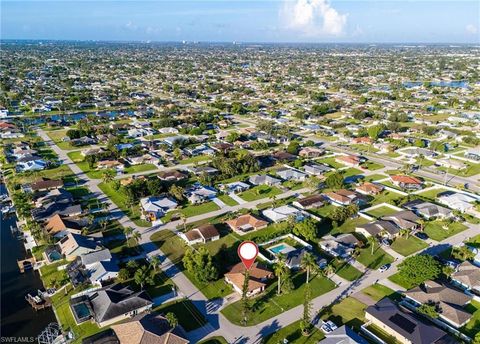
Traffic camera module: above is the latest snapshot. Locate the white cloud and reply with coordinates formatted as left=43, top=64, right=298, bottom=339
left=466, top=24, right=478, bottom=35
left=281, top=0, right=347, bottom=37
left=124, top=21, right=138, bottom=31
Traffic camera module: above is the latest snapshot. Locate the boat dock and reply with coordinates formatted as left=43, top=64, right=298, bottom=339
left=25, top=292, right=52, bottom=311
left=17, top=257, right=36, bottom=273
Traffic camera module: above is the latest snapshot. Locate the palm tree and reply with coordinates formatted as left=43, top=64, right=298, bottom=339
left=274, top=254, right=287, bottom=296
left=322, top=264, right=335, bottom=277
left=301, top=252, right=317, bottom=284
left=399, top=228, right=410, bottom=239
left=150, top=255, right=160, bottom=272
left=165, top=312, right=178, bottom=328
left=368, top=235, right=377, bottom=255
left=102, top=169, right=115, bottom=184
left=123, top=226, right=133, bottom=241
left=131, top=231, right=141, bottom=247
left=180, top=213, right=187, bottom=232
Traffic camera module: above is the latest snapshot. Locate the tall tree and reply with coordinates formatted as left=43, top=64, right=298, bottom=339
left=301, top=252, right=317, bottom=284
left=165, top=312, right=178, bottom=328
left=240, top=270, right=251, bottom=326
left=300, top=284, right=312, bottom=335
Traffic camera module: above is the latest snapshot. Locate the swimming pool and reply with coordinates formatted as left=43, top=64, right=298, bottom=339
left=270, top=244, right=287, bottom=254
left=72, top=303, right=91, bottom=322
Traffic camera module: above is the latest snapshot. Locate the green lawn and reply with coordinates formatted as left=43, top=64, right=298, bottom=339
left=124, top=164, right=157, bottom=174
left=39, top=260, right=68, bottom=288
left=217, top=194, right=238, bottom=206
left=331, top=217, right=369, bottom=235
left=145, top=271, right=176, bottom=298
left=365, top=205, right=400, bottom=218
left=319, top=297, right=367, bottom=331
left=238, top=184, right=283, bottom=202
left=365, top=174, right=388, bottom=182
left=331, top=259, right=363, bottom=281
left=153, top=299, right=206, bottom=331
left=150, top=230, right=233, bottom=300
left=179, top=155, right=211, bottom=165
left=263, top=320, right=325, bottom=344
left=47, top=129, right=79, bottom=150
left=356, top=244, right=395, bottom=269
left=343, top=168, right=364, bottom=177
left=388, top=272, right=417, bottom=290
left=67, top=151, right=105, bottom=179
left=390, top=236, right=428, bottom=256
left=361, top=284, right=401, bottom=302
left=162, top=201, right=220, bottom=222
left=51, top=286, right=101, bottom=343
left=98, top=181, right=151, bottom=227
left=316, top=157, right=344, bottom=169
left=371, top=190, right=403, bottom=206
left=461, top=300, right=480, bottom=338
left=415, top=187, right=449, bottom=200
left=362, top=161, right=384, bottom=171
left=221, top=272, right=336, bottom=326
left=424, top=221, right=468, bottom=241
left=437, top=161, right=480, bottom=177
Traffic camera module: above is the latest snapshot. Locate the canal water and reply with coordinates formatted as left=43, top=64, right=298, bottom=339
left=0, top=184, right=56, bottom=339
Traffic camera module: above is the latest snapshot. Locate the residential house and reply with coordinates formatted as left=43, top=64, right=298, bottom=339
left=435, top=158, right=467, bottom=171
left=365, top=298, right=453, bottom=344
left=438, top=192, right=477, bottom=212
left=293, top=194, right=325, bottom=210
left=17, top=159, right=47, bottom=172
left=322, top=325, right=369, bottom=344
left=226, top=214, right=268, bottom=234
left=140, top=196, right=178, bottom=222
left=356, top=210, right=420, bottom=239
left=96, top=160, right=125, bottom=171
left=110, top=313, right=189, bottom=344
left=298, top=147, right=325, bottom=158
left=382, top=211, right=421, bottom=231
left=224, top=262, right=273, bottom=296
left=157, top=170, right=188, bottom=182
left=180, top=224, right=220, bottom=245
left=464, top=148, right=480, bottom=161
left=248, top=174, right=282, bottom=186
left=262, top=205, right=305, bottom=223
left=390, top=175, right=423, bottom=190
left=220, top=181, right=250, bottom=194
left=451, top=261, right=480, bottom=299
left=403, top=199, right=452, bottom=219
left=352, top=137, right=373, bottom=145
left=324, top=189, right=360, bottom=206
left=355, top=182, right=384, bottom=196
left=335, top=155, right=362, bottom=167
left=403, top=280, right=473, bottom=328
left=70, top=284, right=153, bottom=327
left=67, top=249, right=116, bottom=287
left=81, top=147, right=105, bottom=157
left=27, top=178, right=63, bottom=193
left=58, top=233, right=103, bottom=260
left=45, top=214, right=88, bottom=238
left=276, top=168, right=308, bottom=181
left=88, top=261, right=120, bottom=287
left=303, top=163, right=331, bottom=176
left=185, top=183, right=217, bottom=204
left=272, top=151, right=297, bottom=162
left=319, top=235, right=355, bottom=259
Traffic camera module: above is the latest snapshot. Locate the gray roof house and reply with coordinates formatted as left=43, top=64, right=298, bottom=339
left=276, top=168, right=308, bottom=181
left=322, top=325, right=369, bottom=344
left=248, top=174, right=282, bottom=186
left=304, top=163, right=331, bottom=176
left=365, top=298, right=454, bottom=344
left=403, top=199, right=452, bottom=219
left=76, top=284, right=153, bottom=327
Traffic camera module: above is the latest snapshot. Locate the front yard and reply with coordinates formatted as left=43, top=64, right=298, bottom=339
left=423, top=221, right=468, bottom=241
left=263, top=320, right=325, bottom=344
left=331, top=259, right=363, bottom=281
left=153, top=299, right=207, bottom=331
left=356, top=244, right=395, bottom=269
left=238, top=184, right=283, bottom=202
left=221, top=272, right=336, bottom=326
left=390, top=236, right=428, bottom=256
left=364, top=205, right=400, bottom=218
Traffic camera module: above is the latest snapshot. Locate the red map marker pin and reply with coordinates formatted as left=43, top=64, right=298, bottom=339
left=238, top=241, right=258, bottom=270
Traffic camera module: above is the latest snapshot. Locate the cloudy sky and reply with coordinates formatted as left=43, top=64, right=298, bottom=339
left=1, top=1, right=479, bottom=43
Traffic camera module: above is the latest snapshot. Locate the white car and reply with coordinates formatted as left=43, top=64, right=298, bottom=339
left=379, top=264, right=391, bottom=272
left=320, top=320, right=338, bottom=334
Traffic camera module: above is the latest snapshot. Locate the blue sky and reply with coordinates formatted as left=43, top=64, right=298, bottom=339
left=1, top=1, right=479, bottom=43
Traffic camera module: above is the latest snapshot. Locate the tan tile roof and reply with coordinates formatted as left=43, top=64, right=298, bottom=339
left=391, top=175, right=422, bottom=185
left=226, top=214, right=268, bottom=230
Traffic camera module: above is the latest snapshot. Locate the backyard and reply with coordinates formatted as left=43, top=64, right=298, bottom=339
left=356, top=244, right=395, bottom=269
left=423, top=221, right=468, bottom=241
left=238, top=184, right=283, bottom=202
left=152, top=299, right=207, bottom=331
left=263, top=320, right=325, bottom=344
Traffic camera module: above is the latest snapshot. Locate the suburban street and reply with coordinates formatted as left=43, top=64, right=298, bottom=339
left=37, top=128, right=480, bottom=343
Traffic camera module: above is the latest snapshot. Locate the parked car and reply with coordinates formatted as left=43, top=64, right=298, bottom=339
left=381, top=238, right=392, bottom=246
left=320, top=320, right=338, bottom=334
left=415, top=232, right=429, bottom=240
left=379, top=264, right=391, bottom=272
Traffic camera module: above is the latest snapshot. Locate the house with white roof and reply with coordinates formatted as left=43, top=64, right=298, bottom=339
left=185, top=183, right=217, bottom=204
left=140, top=196, right=178, bottom=222
left=438, top=192, right=477, bottom=212
left=262, top=205, right=305, bottom=223
left=17, top=159, right=47, bottom=172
